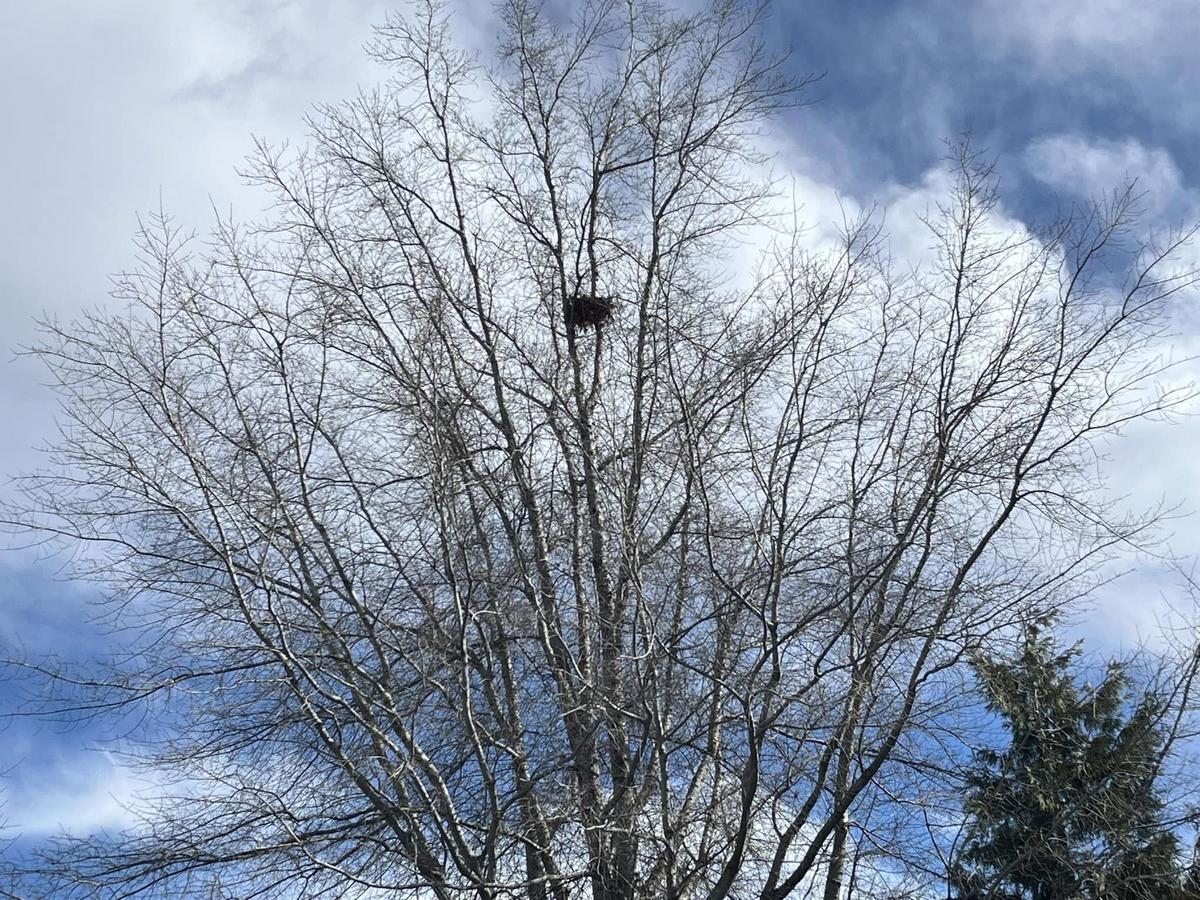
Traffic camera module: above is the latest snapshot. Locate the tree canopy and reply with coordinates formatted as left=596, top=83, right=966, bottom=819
left=4, top=0, right=1200, bottom=897
left=954, top=626, right=1196, bottom=900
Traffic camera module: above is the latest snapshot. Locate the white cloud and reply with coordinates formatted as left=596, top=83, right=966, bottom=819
left=972, top=0, right=1198, bottom=72
left=4, top=749, right=151, bottom=837
left=1017, top=133, right=1200, bottom=648
left=0, top=0, right=393, bottom=485
left=1024, top=134, right=1186, bottom=211
left=882, top=163, right=1034, bottom=271
left=772, top=131, right=1200, bottom=652
left=760, top=134, right=1032, bottom=270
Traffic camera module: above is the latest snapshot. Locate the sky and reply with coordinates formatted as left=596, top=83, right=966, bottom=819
left=2, top=0, right=1200, bottom=865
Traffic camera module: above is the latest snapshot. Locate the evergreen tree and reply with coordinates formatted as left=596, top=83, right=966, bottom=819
left=952, top=626, right=1186, bottom=900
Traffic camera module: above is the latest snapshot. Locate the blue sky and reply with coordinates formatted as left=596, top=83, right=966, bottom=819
left=2, top=0, right=1199, bottom=862
left=771, top=0, right=1200, bottom=198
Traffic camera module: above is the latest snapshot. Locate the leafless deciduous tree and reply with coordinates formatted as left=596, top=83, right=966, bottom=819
left=6, top=0, right=1199, bottom=896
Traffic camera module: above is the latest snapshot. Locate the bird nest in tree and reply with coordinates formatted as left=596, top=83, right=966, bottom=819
left=563, top=293, right=615, bottom=329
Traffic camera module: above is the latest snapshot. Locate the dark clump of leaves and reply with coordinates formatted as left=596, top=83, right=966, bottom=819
left=563, top=292, right=615, bottom=329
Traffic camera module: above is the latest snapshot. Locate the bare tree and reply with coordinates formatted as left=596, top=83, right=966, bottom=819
left=5, top=0, right=1198, bottom=897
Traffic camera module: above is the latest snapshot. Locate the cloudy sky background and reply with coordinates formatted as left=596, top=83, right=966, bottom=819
left=2, top=0, right=1199, bottom=856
